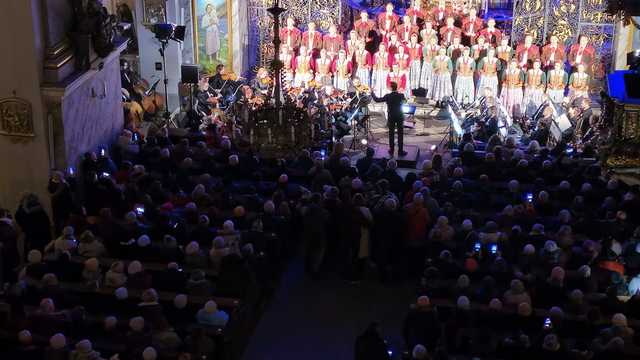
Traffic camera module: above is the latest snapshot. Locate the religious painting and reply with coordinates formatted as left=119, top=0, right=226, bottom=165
left=0, top=95, right=35, bottom=140
left=192, top=0, right=233, bottom=74
left=142, top=0, right=167, bottom=24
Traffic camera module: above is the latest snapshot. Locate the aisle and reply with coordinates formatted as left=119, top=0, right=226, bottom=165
left=242, top=258, right=416, bottom=360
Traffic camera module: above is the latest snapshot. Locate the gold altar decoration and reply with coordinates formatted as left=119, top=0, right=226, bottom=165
left=0, top=92, right=35, bottom=141
left=249, top=0, right=341, bottom=67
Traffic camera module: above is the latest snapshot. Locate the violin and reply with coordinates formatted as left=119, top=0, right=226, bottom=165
left=221, top=71, right=238, bottom=81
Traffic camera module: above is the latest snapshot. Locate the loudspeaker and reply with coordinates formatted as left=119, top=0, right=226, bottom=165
left=181, top=64, right=200, bottom=84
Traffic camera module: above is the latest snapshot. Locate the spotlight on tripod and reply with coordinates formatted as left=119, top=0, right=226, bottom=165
left=149, top=23, right=187, bottom=124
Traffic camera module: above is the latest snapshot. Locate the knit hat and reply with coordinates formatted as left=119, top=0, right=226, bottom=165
left=185, top=202, right=197, bottom=211
left=489, top=298, right=502, bottom=311
left=204, top=300, right=218, bottom=313
left=127, top=260, right=142, bottom=275
left=129, top=316, right=145, bottom=331
left=49, top=333, right=66, bottom=349
left=517, top=302, right=532, bottom=316
left=464, top=257, right=479, bottom=272
left=570, top=289, right=584, bottom=301
left=104, top=316, right=117, bottom=330
left=174, top=294, right=188, bottom=309
left=142, top=347, right=158, bottom=360
left=523, top=244, right=536, bottom=255
left=612, top=313, right=628, bottom=327
left=135, top=234, right=150, bottom=247
left=27, top=249, right=42, bottom=264
left=412, top=344, right=428, bottom=359
left=508, top=179, right=520, bottom=192
left=278, top=174, right=289, bottom=184
left=115, top=287, right=128, bottom=300
left=384, top=198, right=397, bottom=211
left=457, top=296, right=471, bottom=310
left=228, top=154, right=239, bottom=165
left=417, top=296, right=430, bottom=307
left=559, top=180, right=571, bottom=190
left=84, top=258, right=99, bottom=272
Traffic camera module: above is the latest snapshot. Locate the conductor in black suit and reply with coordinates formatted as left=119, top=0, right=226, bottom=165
left=371, top=82, right=407, bottom=156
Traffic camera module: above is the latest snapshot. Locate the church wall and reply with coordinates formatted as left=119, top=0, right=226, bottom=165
left=0, top=0, right=53, bottom=215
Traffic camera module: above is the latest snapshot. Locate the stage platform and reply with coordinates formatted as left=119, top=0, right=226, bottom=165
left=372, top=144, right=421, bottom=168
left=344, top=100, right=450, bottom=170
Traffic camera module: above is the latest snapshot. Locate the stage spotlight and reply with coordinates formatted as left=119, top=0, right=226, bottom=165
left=151, top=23, right=186, bottom=43
left=360, top=138, right=368, bottom=145
left=430, top=144, right=437, bottom=151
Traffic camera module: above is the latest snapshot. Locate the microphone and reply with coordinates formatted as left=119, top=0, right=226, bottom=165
left=144, top=79, right=161, bottom=96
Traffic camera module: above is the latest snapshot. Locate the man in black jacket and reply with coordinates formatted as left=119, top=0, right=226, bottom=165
left=372, top=82, right=407, bottom=156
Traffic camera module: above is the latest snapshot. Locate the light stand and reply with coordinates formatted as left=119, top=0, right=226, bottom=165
left=158, top=40, right=172, bottom=123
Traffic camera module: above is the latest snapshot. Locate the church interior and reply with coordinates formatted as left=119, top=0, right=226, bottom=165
left=2, top=0, right=640, bottom=359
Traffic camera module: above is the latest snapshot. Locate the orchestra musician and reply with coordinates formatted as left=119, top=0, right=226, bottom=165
left=501, top=59, right=525, bottom=117
left=541, top=34, right=566, bottom=70
left=515, top=34, right=540, bottom=70
left=323, top=24, right=344, bottom=58
left=280, top=17, right=301, bottom=51
left=250, top=67, right=272, bottom=95
left=546, top=61, right=568, bottom=103
left=439, top=16, right=462, bottom=47
left=454, top=47, right=476, bottom=105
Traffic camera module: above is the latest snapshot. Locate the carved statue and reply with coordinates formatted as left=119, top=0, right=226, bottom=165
left=69, top=0, right=117, bottom=70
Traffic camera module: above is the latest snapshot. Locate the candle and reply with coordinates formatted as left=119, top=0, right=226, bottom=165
left=268, top=128, right=272, bottom=143
left=291, top=125, right=295, bottom=142
left=250, top=129, right=254, bottom=145
left=310, top=123, right=314, bottom=139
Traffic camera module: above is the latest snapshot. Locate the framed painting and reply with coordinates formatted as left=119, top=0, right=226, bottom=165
left=192, top=0, right=233, bottom=74
left=142, top=0, right=167, bottom=24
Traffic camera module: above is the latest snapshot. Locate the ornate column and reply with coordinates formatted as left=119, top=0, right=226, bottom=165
left=41, top=0, right=77, bottom=83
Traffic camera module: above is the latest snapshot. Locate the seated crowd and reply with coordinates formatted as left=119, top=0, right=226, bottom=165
left=0, top=123, right=639, bottom=359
